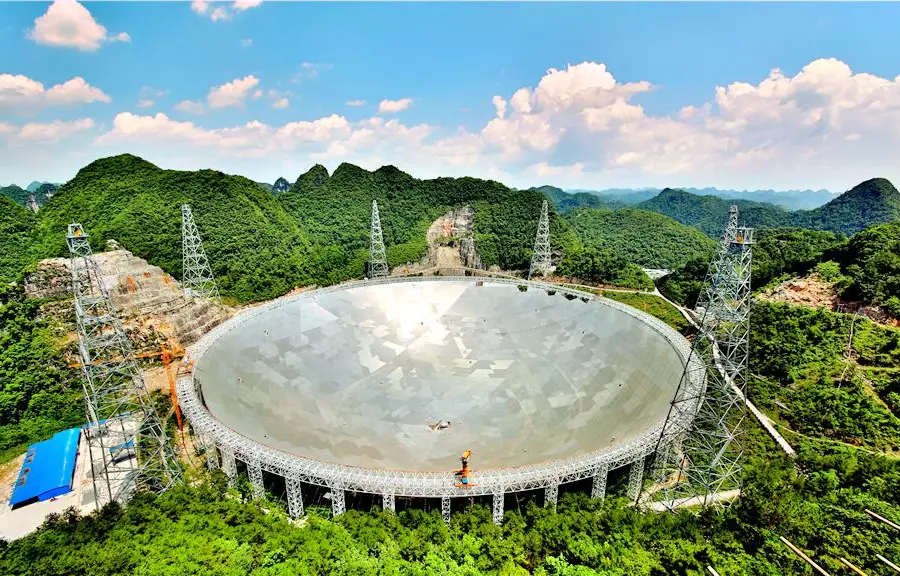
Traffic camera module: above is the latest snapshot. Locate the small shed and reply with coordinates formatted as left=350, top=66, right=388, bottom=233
left=9, top=427, right=81, bottom=508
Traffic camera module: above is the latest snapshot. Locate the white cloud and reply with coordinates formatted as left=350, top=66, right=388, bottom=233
left=0, top=118, right=95, bottom=145
left=137, top=99, right=155, bottom=109
left=378, top=98, right=413, bottom=114
left=29, top=0, right=130, bottom=51
left=210, top=7, right=230, bottom=22
left=175, top=100, right=205, bottom=115
left=9, top=57, right=900, bottom=191
left=241, top=38, right=253, bottom=47
left=272, top=98, right=289, bottom=110
left=207, top=75, right=259, bottom=108
left=252, top=90, right=263, bottom=100
left=0, top=74, right=111, bottom=114
left=346, top=100, right=366, bottom=107
left=191, top=0, right=209, bottom=14
left=233, top=0, right=262, bottom=11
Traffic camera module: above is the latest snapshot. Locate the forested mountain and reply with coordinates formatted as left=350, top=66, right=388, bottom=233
left=272, top=177, right=291, bottom=195
left=0, top=185, right=29, bottom=206
left=832, top=222, right=900, bottom=314
left=280, top=163, right=580, bottom=284
left=637, top=179, right=900, bottom=237
left=534, top=185, right=626, bottom=213
left=565, top=207, right=717, bottom=269
left=0, top=196, right=35, bottom=284
left=11, top=155, right=601, bottom=302
left=32, top=154, right=315, bottom=303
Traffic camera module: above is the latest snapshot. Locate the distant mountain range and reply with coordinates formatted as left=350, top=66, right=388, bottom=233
left=542, top=178, right=900, bottom=238
left=0, top=182, right=58, bottom=212
left=569, top=187, right=839, bottom=210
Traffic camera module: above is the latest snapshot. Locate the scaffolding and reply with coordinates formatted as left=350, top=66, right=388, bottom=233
left=369, top=200, right=389, bottom=279
left=528, top=200, right=552, bottom=279
left=646, top=206, right=753, bottom=509
left=67, top=223, right=182, bottom=509
left=182, top=204, right=221, bottom=303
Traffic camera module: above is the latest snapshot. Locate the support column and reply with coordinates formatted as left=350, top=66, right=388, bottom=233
left=441, top=496, right=451, bottom=524
left=204, top=438, right=219, bottom=470
left=382, top=494, right=395, bottom=512
left=221, top=447, right=237, bottom=487
left=248, top=460, right=264, bottom=500
left=330, top=484, right=346, bottom=517
left=492, top=491, right=504, bottom=526
left=627, top=458, right=645, bottom=503
left=286, top=477, right=304, bottom=518
left=591, top=465, right=609, bottom=502
left=544, top=483, right=559, bottom=511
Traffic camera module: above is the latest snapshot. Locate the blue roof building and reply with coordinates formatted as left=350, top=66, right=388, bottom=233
left=9, top=427, right=81, bottom=508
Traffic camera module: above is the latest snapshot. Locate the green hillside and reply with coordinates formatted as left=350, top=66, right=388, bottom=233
left=0, top=196, right=36, bottom=284
left=565, top=207, right=717, bottom=269
left=638, top=178, right=900, bottom=237
left=280, top=163, right=580, bottom=283
left=32, top=154, right=315, bottom=303
left=0, top=185, right=29, bottom=207
left=535, top=185, right=626, bottom=213
left=832, top=221, right=900, bottom=314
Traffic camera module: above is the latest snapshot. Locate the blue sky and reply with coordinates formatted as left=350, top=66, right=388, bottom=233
left=2, top=1, right=900, bottom=192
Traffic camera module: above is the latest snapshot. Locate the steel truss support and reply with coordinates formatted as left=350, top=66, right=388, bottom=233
left=544, top=483, right=559, bottom=510
left=591, top=465, right=608, bottom=501
left=369, top=200, right=389, bottom=279
left=330, top=484, right=346, bottom=517
left=492, top=492, right=504, bottom=525
left=248, top=459, right=264, bottom=500
left=647, top=205, right=753, bottom=511
left=204, top=439, right=219, bottom=470
left=528, top=200, right=552, bottom=279
left=286, top=478, right=304, bottom=518
left=221, top=447, right=237, bottom=486
left=441, top=496, right=451, bottom=524
left=66, top=223, right=182, bottom=509
left=627, top=458, right=645, bottom=503
left=181, top=204, right=221, bottom=302
left=382, top=493, right=395, bottom=512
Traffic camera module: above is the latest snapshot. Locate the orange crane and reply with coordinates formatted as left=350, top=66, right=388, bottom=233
left=68, top=338, right=187, bottom=439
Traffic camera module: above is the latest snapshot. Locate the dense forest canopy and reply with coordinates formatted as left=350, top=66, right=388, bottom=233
left=564, top=207, right=717, bottom=270
left=0, top=196, right=35, bottom=285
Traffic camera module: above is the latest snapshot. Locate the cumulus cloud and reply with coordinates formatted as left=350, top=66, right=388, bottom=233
left=207, top=75, right=259, bottom=108
left=29, top=0, right=131, bottom=51
left=137, top=99, right=155, bottom=109
left=15, top=57, right=900, bottom=191
left=175, top=99, right=205, bottom=115
left=346, top=100, right=366, bottom=107
left=378, top=98, right=413, bottom=114
left=0, top=118, right=95, bottom=145
left=272, top=98, right=289, bottom=109
left=0, top=74, right=111, bottom=114
left=233, top=0, right=263, bottom=11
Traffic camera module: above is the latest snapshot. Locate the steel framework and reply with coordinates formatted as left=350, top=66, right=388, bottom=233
left=182, top=204, right=221, bottom=302
left=67, top=223, right=182, bottom=508
left=528, top=200, right=552, bottom=279
left=178, top=276, right=703, bottom=522
left=369, top=200, right=389, bottom=279
left=646, top=206, right=753, bottom=510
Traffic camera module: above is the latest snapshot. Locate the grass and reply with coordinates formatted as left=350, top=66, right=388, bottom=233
left=600, top=291, right=690, bottom=333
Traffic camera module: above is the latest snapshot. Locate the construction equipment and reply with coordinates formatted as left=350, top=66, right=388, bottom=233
left=454, top=450, right=474, bottom=488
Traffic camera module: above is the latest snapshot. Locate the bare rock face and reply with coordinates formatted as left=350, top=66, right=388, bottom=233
left=25, top=247, right=230, bottom=347
left=424, top=205, right=483, bottom=270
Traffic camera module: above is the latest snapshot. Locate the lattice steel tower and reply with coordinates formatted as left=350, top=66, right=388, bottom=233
left=67, top=224, right=182, bottom=509
left=182, top=204, right=221, bottom=302
left=529, top=200, right=552, bottom=279
left=369, top=200, right=389, bottom=279
left=646, top=205, right=753, bottom=509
